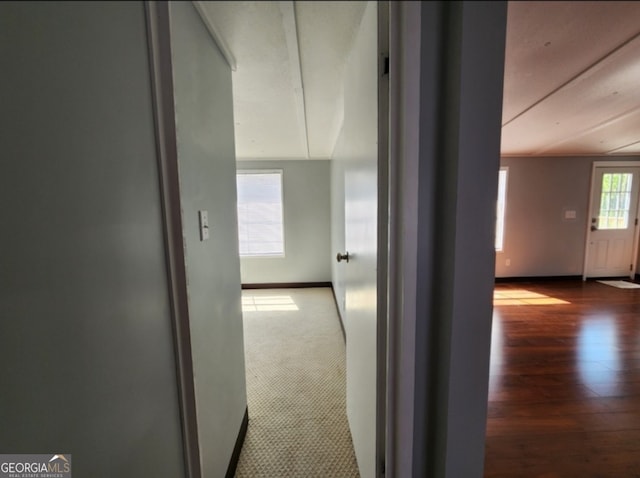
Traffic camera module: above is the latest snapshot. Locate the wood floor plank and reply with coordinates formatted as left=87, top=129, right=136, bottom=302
left=485, top=280, right=640, bottom=477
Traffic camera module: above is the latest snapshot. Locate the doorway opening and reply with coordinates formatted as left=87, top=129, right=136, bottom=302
left=211, top=1, right=389, bottom=476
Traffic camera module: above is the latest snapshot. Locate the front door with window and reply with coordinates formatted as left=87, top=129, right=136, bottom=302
left=585, top=166, right=640, bottom=278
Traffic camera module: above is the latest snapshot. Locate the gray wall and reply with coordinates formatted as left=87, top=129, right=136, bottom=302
left=496, top=155, right=640, bottom=277
left=237, top=159, right=331, bottom=285
left=169, top=3, right=247, bottom=477
left=0, top=2, right=185, bottom=477
left=388, top=2, right=507, bottom=476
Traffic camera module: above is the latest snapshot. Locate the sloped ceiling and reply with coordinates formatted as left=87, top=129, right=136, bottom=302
left=198, top=1, right=640, bottom=160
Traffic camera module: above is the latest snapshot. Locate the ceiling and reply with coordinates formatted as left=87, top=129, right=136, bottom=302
left=503, top=1, right=640, bottom=157
left=198, top=1, right=365, bottom=160
left=198, top=1, right=640, bottom=160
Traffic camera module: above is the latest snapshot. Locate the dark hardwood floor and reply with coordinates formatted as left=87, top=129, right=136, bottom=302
left=485, top=280, right=640, bottom=477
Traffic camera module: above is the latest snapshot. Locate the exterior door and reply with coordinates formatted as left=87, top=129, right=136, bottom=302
left=585, top=166, right=640, bottom=278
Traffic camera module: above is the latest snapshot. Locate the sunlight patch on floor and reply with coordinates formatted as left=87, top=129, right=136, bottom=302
left=242, top=295, right=299, bottom=312
left=493, top=289, right=570, bottom=306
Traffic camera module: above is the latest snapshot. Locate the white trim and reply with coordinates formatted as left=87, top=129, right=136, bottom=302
left=144, top=3, right=202, bottom=476
left=191, top=1, right=237, bottom=71
left=377, top=2, right=390, bottom=476
left=591, top=160, right=640, bottom=168
left=583, top=160, right=640, bottom=280
left=236, top=168, right=284, bottom=175
left=278, top=1, right=310, bottom=159
left=386, top=2, right=421, bottom=475
left=236, top=156, right=332, bottom=162
left=535, top=105, right=640, bottom=156
left=607, top=139, right=640, bottom=155
left=501, top=153, right=640, bottom=158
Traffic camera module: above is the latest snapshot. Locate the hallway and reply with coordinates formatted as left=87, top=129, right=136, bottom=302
left=236, top=288, right=359, bottom=477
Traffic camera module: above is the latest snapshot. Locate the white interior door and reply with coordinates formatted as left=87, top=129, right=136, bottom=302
left=344, top=168, right=377, bottom=478
left=339, top=3, right=379, bottom=477
left=585, top=166, right=640, bottom=278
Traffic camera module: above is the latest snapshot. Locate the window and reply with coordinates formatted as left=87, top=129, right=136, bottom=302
left=597, top=172, right=633, bottom=230
left=495, top=167, right=508, bottom=251
left=236, top=170, right=284, bottom=257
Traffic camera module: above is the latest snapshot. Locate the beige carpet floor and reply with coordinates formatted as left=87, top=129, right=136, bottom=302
left=235, top=288, right=360, bottom=478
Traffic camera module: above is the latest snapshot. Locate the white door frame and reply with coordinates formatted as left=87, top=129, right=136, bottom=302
left=376, top=2, right=389, bottom=477
left=582, top=160, right=640, bottom=281
left=145, top=4, right=202, bottom=477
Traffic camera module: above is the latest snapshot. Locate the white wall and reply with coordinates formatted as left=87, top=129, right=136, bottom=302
left=496, top=155, right=640, bottom=278
left=0, top=3, right=185, bottom=476
left=237, top=159, right=331, bottom=285
left=169, top=3, right=247, bottom=477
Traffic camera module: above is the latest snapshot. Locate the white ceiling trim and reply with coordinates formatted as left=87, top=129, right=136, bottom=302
left=237, top=157, right=330, bottom=162
left=608, top=139, right=640, bottom=155
left=534, top=105, right=640, bottom=156
left=503, top=30, right=640, bottom=127
left=501, top=152, right=639, bottom=159
left=192, top=1, right=237, bottom=71
left=278, top=1, right=310, bottom=159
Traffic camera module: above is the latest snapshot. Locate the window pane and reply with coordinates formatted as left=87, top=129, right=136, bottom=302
left=600, top=193, right=608, bottom=211
left=237, top=171, right=285, bottom=256
left=612, top=173, right=620, bottom=192
left=622, top=173, right=630, bottom=191
left=612, top=193, right=620, bottom=210
left=495, top=168, right=507, bottom=251
left=619, top=210, right=629, bottom=228
left=598, top=173, right=632, bottom=230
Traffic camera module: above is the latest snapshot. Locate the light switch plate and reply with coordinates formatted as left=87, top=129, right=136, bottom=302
left=199, top=210, right=209, bottom=241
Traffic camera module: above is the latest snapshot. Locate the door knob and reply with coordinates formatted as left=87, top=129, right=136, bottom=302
left=591, top=225, right=598, bottom=231
left=336, top=252, right=350, bottom=263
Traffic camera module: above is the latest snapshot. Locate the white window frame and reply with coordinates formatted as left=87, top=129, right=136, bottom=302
left=495, top=167, right=508, bottom=251
left=236, top=169, right=285, bottom=258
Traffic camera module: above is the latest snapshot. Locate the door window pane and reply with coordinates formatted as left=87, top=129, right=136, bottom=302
left=598, top=173, right=633, bottom=230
